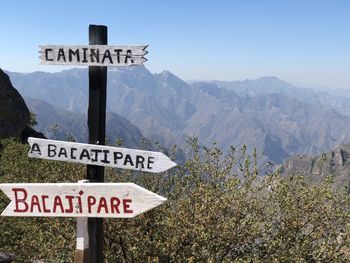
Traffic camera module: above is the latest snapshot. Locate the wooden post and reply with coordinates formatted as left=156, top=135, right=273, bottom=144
left=75, top=218, right=89, bottom=262
left=87, top=24, right=107, bottom=263
left=75, top=180, right=90, bottom=263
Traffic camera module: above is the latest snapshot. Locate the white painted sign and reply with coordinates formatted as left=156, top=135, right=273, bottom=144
left=39, top=45, right=148, bottom=66
left=28, top=137, right=177, bottom=173
left=0, top=183, right=166, bottom=218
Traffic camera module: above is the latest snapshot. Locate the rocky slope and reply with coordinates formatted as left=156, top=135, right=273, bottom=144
left=24, top=97, right=147, bottom=149
left=7, top=67, right=350, bottom=164
left=211, top=77, right=350, bottom=116
left=0, top=69, right=30, bottom=139
left=280, top=143, right=350, bottom=188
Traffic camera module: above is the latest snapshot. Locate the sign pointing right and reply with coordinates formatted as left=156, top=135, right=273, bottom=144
left=0, top=183, right=166, bottom=218
left=28, top=137, right=177, bottom=173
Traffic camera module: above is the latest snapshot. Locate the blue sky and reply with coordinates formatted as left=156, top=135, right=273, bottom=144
left=0, top=0, right=349, bottom=89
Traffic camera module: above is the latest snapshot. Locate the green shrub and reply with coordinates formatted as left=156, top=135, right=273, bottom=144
left=0, top=138, right=350, bottom=262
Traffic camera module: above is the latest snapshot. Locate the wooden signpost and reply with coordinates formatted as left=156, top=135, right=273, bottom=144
left=0, top=24, right=173, bottom=263
left=0, top=183, right=166, bottom=218
left=87, top=25, right=108, bottom=262
left=28, top=137, right=177, bottom=173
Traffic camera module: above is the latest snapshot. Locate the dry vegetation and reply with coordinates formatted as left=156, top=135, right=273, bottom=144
left=1, top=138, right=350, bottom=262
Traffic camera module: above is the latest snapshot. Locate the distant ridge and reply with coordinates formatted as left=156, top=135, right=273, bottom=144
left=7, top=67, right=350, bottom=164
left=24, top=97, right=148, bottom=149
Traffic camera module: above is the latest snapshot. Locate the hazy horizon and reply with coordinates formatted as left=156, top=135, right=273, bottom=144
left=1, top=1, right=349, bottom=89
left=2, top=66, right=346, bottom=92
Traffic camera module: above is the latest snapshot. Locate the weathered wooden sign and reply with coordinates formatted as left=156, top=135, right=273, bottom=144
left=0, top=183, right=166, bottom=218
left=28, top=137, right=177, bottom=173
left=39, top=45, right=148, bottom=66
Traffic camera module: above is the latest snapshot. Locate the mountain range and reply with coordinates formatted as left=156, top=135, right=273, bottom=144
left=6, top=67, right=350, bottom=164
left=24, top=97, right=146, bottom=149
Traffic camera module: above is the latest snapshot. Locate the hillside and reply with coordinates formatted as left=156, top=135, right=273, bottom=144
left=211, top=77, right=350, bottom=115
left=280, top=143, right=350, bottom=188
left=1, top=137, right=350, bottom=262
left=7, top=67, right=350, bottom=163
left=24, top=97, right=147, bottom=149
left=0, top=69, right=29, bottom=138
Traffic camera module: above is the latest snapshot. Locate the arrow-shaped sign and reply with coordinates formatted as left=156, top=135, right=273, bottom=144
left=0, top=183, right=166, bottom=218
left=28, top=137, right=177, bottom=173
left=39, top=45, right=148, bottom=66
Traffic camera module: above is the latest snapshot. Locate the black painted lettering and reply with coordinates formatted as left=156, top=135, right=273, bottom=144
left=80, top=149, right=91, bottom=160
left=70, top=148, right=77, bottom=159
left=58, top=147, right=68, bottom=158
left=48, top=144, right=57, bottom=157
left=90, top=48, right=99, bottom=63
left=57, top=49, right=66, bottom=62
left=91, top=149, right=102, bottom=162
left=114, top=152, right=123, bottom=164
left=30, top=143, right=41, bottom=155
left=102, top=49, right=113, bottom=64
left=147, top=157, right=155, bottom=169
left=82, top=48, right=88, bottom=63
left=135, top=155, right=145, bottom=169
left=125, top=50, right=134, bottom=64
left=68, top=49, right=80, bottom=62
left=114, top=49, right=122, bottom=63
left=101, top=150, right=110, bottom=163
left=124, top=154, right=134, bottom=166
left=45, top=48, right=53, bottom=61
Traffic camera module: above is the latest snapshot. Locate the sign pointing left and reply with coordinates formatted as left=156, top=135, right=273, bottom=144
left=28, top=137, right=177, bottom=173
left=0, top=183, right=166, bottom=218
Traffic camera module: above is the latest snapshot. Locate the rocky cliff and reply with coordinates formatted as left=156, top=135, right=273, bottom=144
left=280, top=143, right=350, bottom=189
left=0, top=69, right=30, bottom=139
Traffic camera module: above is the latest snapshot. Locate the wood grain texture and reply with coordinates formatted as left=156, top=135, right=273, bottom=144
left=87, top=24, right=107, bottom=263
left=76, top=218, right=89, bottom=250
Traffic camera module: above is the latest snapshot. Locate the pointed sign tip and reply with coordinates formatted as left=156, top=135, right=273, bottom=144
left=170, top=160, right=177, bottom=168
left=0, top=183, right=166, bottom=218
left=28, top=138, right=176, bottom=173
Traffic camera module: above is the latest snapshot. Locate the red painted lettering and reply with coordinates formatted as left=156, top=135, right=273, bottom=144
left=65, top=195, right=74, bottom=213
left=41, top=195, right=50, bottom=213
left=12, top=188, right=29, bottom=213
left=110, top=197, right=120, bottom=213
left=87, top=196, right=96, bottom=213
left=77, top=191, right=83, bottom=213
left=97, top=197, right=108, bottom=213
left=53, top=196, right=64, bottom=213
left=30, top=195, right=42, bottom=213
left=123, top=199, right=133, bottom=214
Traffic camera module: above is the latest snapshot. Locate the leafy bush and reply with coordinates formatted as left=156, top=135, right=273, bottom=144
left=0, top=138, right=350, bottom=262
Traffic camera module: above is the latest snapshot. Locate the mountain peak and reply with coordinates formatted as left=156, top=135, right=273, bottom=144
left=255, top=76, right=283, bottom=82
left=157, top=70, right=177, bottom=78
left=156, top=70, right=190, bottom=88
left=244, top=76, right=290, bottom=87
